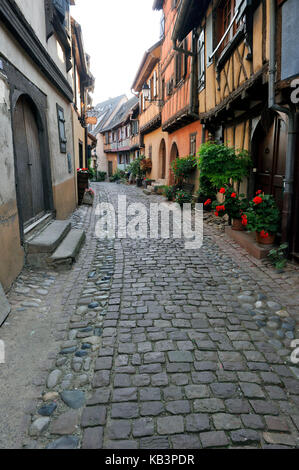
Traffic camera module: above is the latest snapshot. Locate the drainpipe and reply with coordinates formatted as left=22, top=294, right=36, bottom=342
left=269, top=0, right=297, bottom=248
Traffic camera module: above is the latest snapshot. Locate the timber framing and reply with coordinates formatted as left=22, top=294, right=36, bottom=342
left=162, top=105, right=198, bottom=133
left=199, top=65, right=268, bottom=126
left=140, top=113, right=161, bottom=135
left=0, top=0, right=73, bottom=102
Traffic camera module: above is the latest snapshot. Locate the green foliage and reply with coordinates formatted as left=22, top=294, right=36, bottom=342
left=197, top=142, right=252, bottom=187
left=97, top=171, right=107, bottom=182
left=268, top=243, right=288, bottom=271
left=244, top=194, right=280, bottom=234
left=221, top=186, right=248, bottom=220
left=171, top=155, right=197, bottom=182
left=109, top=169, right=125, bottom=182
left=197, top=175, right=217, bottom=201
left=175, top=189, right=193, bottom=206
left=128, top=155, right=146, bottom=178
left=163, top=185, right=177, bottom=201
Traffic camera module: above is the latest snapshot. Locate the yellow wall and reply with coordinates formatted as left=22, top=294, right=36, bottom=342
left=53, top=177, right=77, bottom=220
left=143, top=127, right=169, bottom=182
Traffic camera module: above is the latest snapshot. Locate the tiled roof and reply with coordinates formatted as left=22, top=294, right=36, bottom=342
left=101, top=96, right=139, bottom=132
left=89, top=95, right=127, bottom=135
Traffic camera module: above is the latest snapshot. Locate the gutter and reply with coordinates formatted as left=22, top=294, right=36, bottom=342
left=269, top=0, right=298, bottom=246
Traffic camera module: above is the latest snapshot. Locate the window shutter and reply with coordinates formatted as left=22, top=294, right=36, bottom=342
left=206, top=14, right=213, bottom=67
left=57, top=104, right=67, bottom=153
left=153, top=71, right=157, bottom=98
left=198, top=30, right=205, bottom=89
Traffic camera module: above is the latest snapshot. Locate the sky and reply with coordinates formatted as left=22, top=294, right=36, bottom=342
left=71, top=0, right=162, bottom=106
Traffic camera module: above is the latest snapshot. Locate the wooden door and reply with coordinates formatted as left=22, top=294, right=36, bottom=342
left=13, top=95, right=45, bottom=225
left=255, top=115, right=287, bottom=212
left=108, top=161, right=113, bottom=177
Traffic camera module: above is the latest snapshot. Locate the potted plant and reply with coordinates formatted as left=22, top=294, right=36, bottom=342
left=128, top=155, right=146, bottom=186
left=210, top=186, right=248, bottom=230
left=243, top=192, right=280, bottom=244
left=163, top=185, right=177, bottom=201
left=171, top=155, right=197, bottom=186
left=175, top=189, right=193, bottom=207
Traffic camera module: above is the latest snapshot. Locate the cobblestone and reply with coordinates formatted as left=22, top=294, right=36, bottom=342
left=1, top=182, right=296, bottom=450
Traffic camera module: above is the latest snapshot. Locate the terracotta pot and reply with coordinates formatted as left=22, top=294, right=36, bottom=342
left=231, top=218, right=244, bottom=231
left=256, top=231, right=275, bottom=245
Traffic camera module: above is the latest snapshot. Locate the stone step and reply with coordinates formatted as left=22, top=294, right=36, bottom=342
left=0, top=282, right=11, bottom=327
left=49, top=229, right=86, bottom=268
left=26, top=220, right=71, bottom=255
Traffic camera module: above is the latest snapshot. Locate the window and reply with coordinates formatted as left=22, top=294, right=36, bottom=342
left=57, top=104, right=67, bottom=153
left=198, top=30, right=205, bottom=90
left=190, top=133, right=197, bottom=156
left=216, top=0, right=236, bottom=53
left=105, top=132, right=109, bottom=144
left=160, top=13, right=165, bottom=39
left=175, top=39, right=188, bottom=86
left=153, top=70, right=158, bottom=98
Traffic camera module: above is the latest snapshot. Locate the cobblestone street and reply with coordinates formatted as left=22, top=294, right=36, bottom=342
left=1, top=182, right=299, bottom=449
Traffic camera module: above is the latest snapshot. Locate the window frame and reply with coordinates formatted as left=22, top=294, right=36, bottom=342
left=198, top=30, right=205, bottom=91
left=56, top=104, right=67, bottom=153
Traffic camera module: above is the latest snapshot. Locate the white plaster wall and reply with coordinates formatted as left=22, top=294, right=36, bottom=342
left=16, top=0, right=73, bottom=85
left=95, top=134, right=108, bottom=174
left=0, top=73, right=17, bottom=205
left=0, top=25, right=74, bottom=187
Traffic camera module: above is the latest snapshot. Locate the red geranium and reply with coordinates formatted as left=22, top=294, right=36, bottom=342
left=204, top=199, right=212, bottom=206
left=256, top=190, right=262, bottom=195
left=214, top=212, right=219, bottom=216
left=253, top=196, right=263, bottom=205
left=260, top=230, right=269, bottom=238
left=231, top=193, right=237, bottom=198
left=216, top=205, right=225, bottom=212
left=219, top=188, right=226, bottom=194
left=241, top=214, right=248, bottom=226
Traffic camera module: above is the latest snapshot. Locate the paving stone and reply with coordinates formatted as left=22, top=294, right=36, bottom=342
left=185, top=385, right=210, bottom=399
left=194, top=399, right=225, bottom=413
left=241, top=414, right=265, bottom=430
left=93, top=371, right=110, bottom=388
left=230, top=429, right=261, bottom=445
left=166, top=400, right=190, bottom=414
left=186, top=414, right=210, bottom=432
left=140, top=387, right=161, bottom=401
left=87, top=389, right=111, bottom=405
left=140, top=436, right=170, bottom=449
left=171, top=434, right=201, bottom=449
left=107, top=420, right=131, bottom=439
left=200, top=431, right=229, bottom=448
left=213, top=413, right=241, bottom=430
left=113, top=388, right=137, bottom=402
left=263, top=432, right=296, bottom=446
left=50, top=410, right=79, bottom=435
left=210, top=383, right=238, bottom=398
left=264, top=416, right=290, bottom=432
left=47, top=436, right=79, bottom=449
left=132, top=418, right=154, bottom=437
left=94, top=357, right=113, bottom=370
left=168, top=351, right=193, bottom=363
left=157, top=416, right=184, bottom=435
left=60, top=390, right=85, bottom=409
left=240, top=383, right=265, bottom=398
left=111, top=403, right=139, bottom=419
left=140, top=401, right=164, bottom=416
left=29, top=417, right=50, bottom=436
left=81, top=406, right=106, bottom=427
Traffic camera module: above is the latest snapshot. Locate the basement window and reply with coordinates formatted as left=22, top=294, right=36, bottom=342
left=57, top=104, right=67, bottom=153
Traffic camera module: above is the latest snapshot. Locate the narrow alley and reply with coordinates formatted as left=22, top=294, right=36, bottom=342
left=1, top=183, right=298, bottom=449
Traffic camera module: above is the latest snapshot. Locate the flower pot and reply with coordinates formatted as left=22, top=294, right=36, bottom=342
left=136, top=178, right=143, bottom=187
left=256, top=231, right=275, bottom=245
left=231, top=218, right=244, bottom=231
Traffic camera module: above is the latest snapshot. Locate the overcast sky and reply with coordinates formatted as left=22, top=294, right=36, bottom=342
left=71, top=0, right=162, bottom=106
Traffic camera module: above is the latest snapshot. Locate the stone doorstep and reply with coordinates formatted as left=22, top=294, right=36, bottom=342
left=25, top=220, right=71, bottom=254
left=49, top=229, right=86, bottom=265
left=225, top=227, right=273, bottom=260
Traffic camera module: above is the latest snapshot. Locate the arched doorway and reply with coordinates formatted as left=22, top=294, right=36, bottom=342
left=169, top=142, right=179, bottom=185
left=159, top=139, right=166, bottom=179
left=252, top=112, right=287, bottom=212
left=13, top=95, right=45, bottom=226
